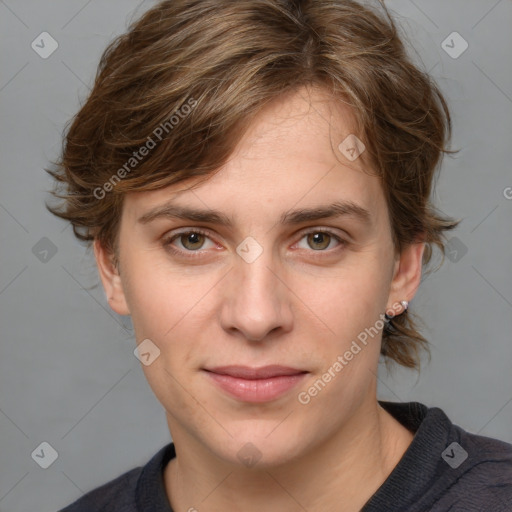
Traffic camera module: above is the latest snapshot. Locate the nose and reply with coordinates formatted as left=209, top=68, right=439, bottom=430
left=219, top=247, right=294, bottom=342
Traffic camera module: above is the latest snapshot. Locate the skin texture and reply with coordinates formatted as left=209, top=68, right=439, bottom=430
left=95, top=87, right=424, bottom=511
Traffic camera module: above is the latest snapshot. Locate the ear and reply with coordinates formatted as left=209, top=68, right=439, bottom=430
left=386, top=241, right=425, bottom=312
left=93, top=239, right=130, bottom=315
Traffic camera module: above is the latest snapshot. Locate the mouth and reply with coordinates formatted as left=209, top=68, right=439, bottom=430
left=203, top=365, right=309, bottom=403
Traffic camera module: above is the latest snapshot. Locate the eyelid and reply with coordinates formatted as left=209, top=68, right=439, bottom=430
left=292, top=228, right=347, bottom=252
left=295, top=225, right=348, bottom=240
left=163, top=227, right=217, bottom=251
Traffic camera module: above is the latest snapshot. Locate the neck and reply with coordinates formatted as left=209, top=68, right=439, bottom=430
left=163, top=398, right=414, bottom=512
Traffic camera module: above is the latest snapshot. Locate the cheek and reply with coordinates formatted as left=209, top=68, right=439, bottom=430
left=124, top=264, right=207, bottom=412
left=294, top=259, right=391, bottom=385
left=300, top=269, right=388, bottom=397
left=122, top=259, right=221, bottom=393
left=121, top=251, right=212, bottom=338
left=308, top=258, right=390, bottom=330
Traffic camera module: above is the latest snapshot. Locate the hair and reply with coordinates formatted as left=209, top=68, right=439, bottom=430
left=47, top=0, right=460, bottom=371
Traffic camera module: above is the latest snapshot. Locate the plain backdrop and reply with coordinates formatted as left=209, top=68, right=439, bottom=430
left=0, top=1, right=511, bottom=511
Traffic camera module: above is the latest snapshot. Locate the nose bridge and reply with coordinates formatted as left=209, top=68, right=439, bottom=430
left=220, top=240, right=293, bottom=341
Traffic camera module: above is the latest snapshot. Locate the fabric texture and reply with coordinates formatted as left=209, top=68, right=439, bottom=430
left=59, top=401, right=512, bottom=512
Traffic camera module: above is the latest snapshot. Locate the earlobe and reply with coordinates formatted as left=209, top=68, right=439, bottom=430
left=387, top=241, right=425, bottom=309
left=93, top=239, right=131, bottom=315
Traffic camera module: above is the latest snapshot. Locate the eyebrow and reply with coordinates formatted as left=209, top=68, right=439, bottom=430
left=137, top=200, right=372, bottom=227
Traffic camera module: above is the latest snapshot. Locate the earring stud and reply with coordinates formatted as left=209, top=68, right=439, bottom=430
left=384, top=300, right=409, bottom=322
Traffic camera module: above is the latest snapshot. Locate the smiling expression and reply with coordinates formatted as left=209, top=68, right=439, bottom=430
left=95, top=86, right=422, bottom=467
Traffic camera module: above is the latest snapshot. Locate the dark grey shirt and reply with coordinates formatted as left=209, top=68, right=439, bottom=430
left=59, top=401, right=512, bottom=511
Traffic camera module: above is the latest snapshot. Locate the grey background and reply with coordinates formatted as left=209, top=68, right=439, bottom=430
left=0, top=1, right=511, bottom=511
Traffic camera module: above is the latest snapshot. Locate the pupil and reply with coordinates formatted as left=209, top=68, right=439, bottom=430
left=183, top=232, right=203, bottom=249
left=310, top=232, right=329, bottom=250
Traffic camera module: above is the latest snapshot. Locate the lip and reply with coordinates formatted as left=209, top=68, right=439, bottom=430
left=203, top=365, right=308, bottom=403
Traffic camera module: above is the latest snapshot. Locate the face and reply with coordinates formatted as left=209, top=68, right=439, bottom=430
left=96, top=87, right=423, bottom=468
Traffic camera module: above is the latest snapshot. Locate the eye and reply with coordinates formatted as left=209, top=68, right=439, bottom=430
left=162, top=227, right=346, bottom=259
left=163, top=229, right=217, bottom=255
left=295, top=230, right=345, bottom=252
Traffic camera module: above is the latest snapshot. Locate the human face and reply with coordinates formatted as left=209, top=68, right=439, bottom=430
left=97, top=87, right=420, bottom=468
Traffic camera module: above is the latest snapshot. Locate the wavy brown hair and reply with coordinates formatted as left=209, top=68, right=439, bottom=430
left=47, top=0, right=460, bottom=371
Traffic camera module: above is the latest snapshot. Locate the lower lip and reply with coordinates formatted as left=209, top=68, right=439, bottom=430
left=204, top=371, right=308, bottom=403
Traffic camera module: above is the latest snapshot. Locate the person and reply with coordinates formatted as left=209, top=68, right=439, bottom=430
left=48, top=0, right=512, bottom=510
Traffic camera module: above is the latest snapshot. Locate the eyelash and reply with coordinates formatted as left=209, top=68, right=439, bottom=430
left=161, top=227, right=347, bottom=259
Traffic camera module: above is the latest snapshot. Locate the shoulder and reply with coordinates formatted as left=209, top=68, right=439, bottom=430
left=433, top=427, right=512, bottom=511
left=58, top=466, right=141, bottom=512
left=454, top=423, right=512, bottom=482
left=57, top=442, right=175, bottom=512
left=373, top=401, right=512, bottom=512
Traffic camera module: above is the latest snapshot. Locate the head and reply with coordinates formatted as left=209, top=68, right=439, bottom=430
left=48, top=0, right=458, bottom=467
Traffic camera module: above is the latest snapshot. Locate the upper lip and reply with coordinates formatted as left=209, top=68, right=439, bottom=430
left=204, top=365, right=308, bottom=379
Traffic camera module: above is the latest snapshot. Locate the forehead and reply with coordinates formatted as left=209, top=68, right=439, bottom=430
left=122, top=87, right=386, bottom=228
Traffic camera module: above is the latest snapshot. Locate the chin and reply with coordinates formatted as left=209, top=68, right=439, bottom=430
left=213, top=427, right=306, bottom=470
